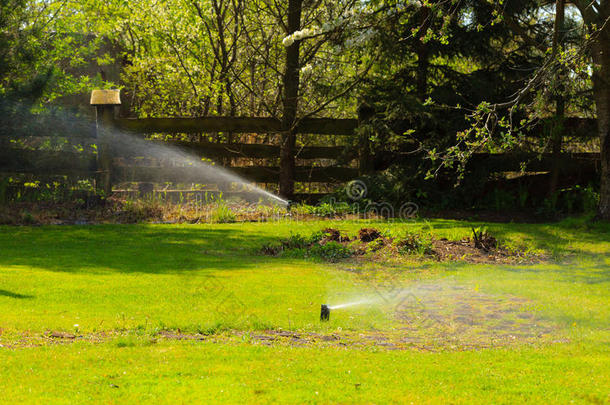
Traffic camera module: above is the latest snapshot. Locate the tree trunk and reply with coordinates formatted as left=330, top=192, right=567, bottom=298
left=592, top=36, right=610, bottom=219
left=549, top=0, right=565, bottom=196
left=279, top=0, right=303, bottom=199
left=416, top=6, right=430, bottom=101
left=573, top=0, right=609, bottom=219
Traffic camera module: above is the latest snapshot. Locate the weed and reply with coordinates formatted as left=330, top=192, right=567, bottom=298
left=310, top=241, right=353, bottom=262
left=210, top=202, right=236, bottom=223
left=20, top=211, right=36, bottom=225
left=114, top=336, right=155, bottom=348
left=396, top=231, right=433, bottom=255
left=365, top=238, right=385, bottom=253
left=117, top=199, right=165, bottom=223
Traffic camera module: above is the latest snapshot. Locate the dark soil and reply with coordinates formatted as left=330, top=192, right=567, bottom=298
left=358, top=228, right=382, bottom=242
left=320, top=228, right=349, bottom=243
left=431, top=238, right=517, bottom=263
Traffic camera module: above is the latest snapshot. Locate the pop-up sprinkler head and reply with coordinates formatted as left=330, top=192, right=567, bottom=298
left=320, top=304, right=330, bottom=321
left=286, top=200, right=294, bottom=212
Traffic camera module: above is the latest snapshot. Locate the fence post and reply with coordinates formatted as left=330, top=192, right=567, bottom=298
left=91, top=89, right=121, bottom=196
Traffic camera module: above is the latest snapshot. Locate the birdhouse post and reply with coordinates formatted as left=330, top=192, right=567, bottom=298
left=90, top=89, right=121, bottom=196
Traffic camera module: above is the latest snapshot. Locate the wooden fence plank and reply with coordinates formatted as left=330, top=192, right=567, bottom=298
left=114, top=117, right=359, bottom=135
left=468, top=152, right=600, bottom=173
left=295, top=118, right=359, bottom=135
left=111, top=166, right=359, bottom=183
left=1, top=148, right=600, bottom=187
left=0, top=149, right=96, bottom=174
left=114, top=140, right=354, bottom=160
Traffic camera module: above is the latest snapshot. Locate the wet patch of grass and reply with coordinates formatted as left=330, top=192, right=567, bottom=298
left=0, top=219, right=608, bottom=402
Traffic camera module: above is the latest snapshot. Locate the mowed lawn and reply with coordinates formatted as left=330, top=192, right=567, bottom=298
left=0, top=219, right=608, bottom=403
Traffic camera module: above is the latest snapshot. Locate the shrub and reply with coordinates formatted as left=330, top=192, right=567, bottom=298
left=396, top=231, right=433, bottom=255
left=310, top=241, right=353, bottom=262
left=282, top=230, right=327, bottom=248
left=282, top=233, right=311, bottom=249
left=294, top=201, right=355, bottom=217
left=260, top=243, right=284, bottom=256
left=21, top=211, right=37, bottom=225
left=118, top=199, right=164, bottom=223
left=365, top=238, right=385, bottom=253
left=211, top=202, right=236, bottom=223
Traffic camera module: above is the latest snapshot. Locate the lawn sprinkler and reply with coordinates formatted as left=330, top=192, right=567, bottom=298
left=286, top=200, right=294, bottom=212
left=320, top=304, right=330, bottom=321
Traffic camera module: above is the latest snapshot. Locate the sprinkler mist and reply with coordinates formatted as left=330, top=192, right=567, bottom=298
left=106, top=124, right=289, bottom=206
left=320, top=304, right=330, bottom=321
left=320, top=298, right=379, bottom=321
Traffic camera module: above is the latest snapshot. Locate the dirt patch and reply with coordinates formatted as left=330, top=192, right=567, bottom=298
left=320, top=228, right=350, bottom=243
left=0, top=283, right=559, bottom=352
left=392, top=282, right=556, bottom=348
left=358, top=228, right=382, bottom=242
left=157, top=330, right=206, bottom=341
left=1, top=312, right=561, bottom=352
left=47, top=331, right=76, bottom=339
left=431, top=238, right=530, bottom=264
left=0, top=200, right=383, bottom=226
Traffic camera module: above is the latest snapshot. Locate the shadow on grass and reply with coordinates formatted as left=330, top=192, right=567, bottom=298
left=0, top=220, right=607, bottom=277
left=425, top=218, right=610, bottom=259
left=0, top=289, right=33, bottom=299
left=0, top=224, right=285, bottom=275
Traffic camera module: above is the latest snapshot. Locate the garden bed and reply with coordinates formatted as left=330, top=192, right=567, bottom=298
left=262, top=227, right=544, bottom=264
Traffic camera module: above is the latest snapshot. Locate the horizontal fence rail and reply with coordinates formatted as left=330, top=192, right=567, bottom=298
left=467, top=152, right=601, bottom=173
left=111, top=166, right=360, bottom=184
left=0, top=148, right=96, bottom=175
left=2, top=148, right=600, bottom=177
left=115, top=117, right=359, bottom=136
left=116, top=141, right=355, bottom=161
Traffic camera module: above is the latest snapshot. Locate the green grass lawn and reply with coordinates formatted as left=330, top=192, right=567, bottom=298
left=0, top=219, right=609, bottom=403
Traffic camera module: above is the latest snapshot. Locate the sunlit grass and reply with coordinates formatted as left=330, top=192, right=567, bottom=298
left=0, top=218, right=608, bottom=403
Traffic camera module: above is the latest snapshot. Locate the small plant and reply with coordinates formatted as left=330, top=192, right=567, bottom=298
left=312, top=201, right=353, bottom=217
left=20, top=211, right=36, bottom=225
left=282, top=232, right=318, bottom=249
left=471, top=227, right=497, bottom=251
left=283, top=233, right=310, bottom=249
left=581, top=186, right=599, bottom=215
left=365, top=238, right=385, bottom=253
left=261, top=242, right=284, bottom=256
left=211, top=202, right=236, bottom=223
left=396, top=231, right=433, bottom=255
left=118, top=199, right=164, bottom=223
left=291, top=201, right=354, bottom=217
left=310, top=241, right=353, bottom=262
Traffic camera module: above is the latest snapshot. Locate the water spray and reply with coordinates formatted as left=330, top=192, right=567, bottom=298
left=320, top=298, right=380, bottom=321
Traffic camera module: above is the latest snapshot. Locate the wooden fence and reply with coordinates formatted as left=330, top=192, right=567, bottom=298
left=88, top=90, right=363, bottom=197
left=0, top=89, right=602, bottom=202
